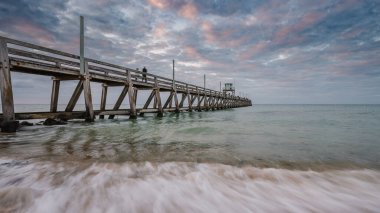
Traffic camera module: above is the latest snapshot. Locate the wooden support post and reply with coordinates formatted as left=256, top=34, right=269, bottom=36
left=169, top=93, right=173, bottom=108
left=173, top=91, right=179, bottom=112
left=198, top=96, right=205, bottom=110
left=109, top=85, right=128, bottom=119
left=209, top=93, right=214, bottom=110
left=204, top=92, right=209, bottom=111
left=163, top=92, right=173, bottom=109
left=196, top=87, right=201, bottom=111
left=216, top=97, right=221, bottom=110
left=208, top=92, right=212, bottom=110
left=187, top=85, right=192, bottom=112
left=143, top=90, right=155, bottom=109
left=50, top=78, right=60, bottom=113
left=153, top=96, right=157, bottom=109
left=211, top=93, right=216, bottom=110
left=179, top=93, right=186, bottom=108
left=127, top=70, right=137, bottom=119
left=99, top=84, right=108, bottom=119
left=0, top=39, right=17, bottom=132
left=83, top=60, right=94, bottom=122
left=191, top=94, right=197, bottom=105
left=134, top=88, right=138, bottom=105
left=140, top=90, right=155, bottom=116
left=65, top=80, right=83, bottom=112
left=154, top=77, right=163, bottom=117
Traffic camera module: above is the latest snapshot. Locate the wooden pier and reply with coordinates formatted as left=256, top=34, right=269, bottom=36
left=0, top=35, right=252, bottom=132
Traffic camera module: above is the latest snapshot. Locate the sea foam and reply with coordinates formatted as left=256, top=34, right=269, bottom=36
left=1, top=158, right=379, bottom=213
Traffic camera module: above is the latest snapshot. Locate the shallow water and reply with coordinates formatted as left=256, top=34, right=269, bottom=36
left=1, top=105, right=380, bottom=212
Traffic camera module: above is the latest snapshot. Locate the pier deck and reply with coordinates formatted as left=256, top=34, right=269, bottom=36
left=0, top=36, right=252, bottom=132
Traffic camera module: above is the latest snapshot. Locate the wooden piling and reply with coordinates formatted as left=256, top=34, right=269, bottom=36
left=50, top=78, right=60, bottom=113
left=173, top=90, right=179, bottom=112
left=99, top=84, right=107, bottom=119
left=204, top=93, right=209, bottom=111
left=0, top=40, right=15, bottom=122
left=196, top=87, right=201, bottom=111
left=179, top=93, right=186, bottom=108
left=127, top=70, right=137, bottom=119
left=186, top=84, right=192, bottom=112
left=154, top=77, right=163, bottom=117
left=83, top=60, right=94, bottom=121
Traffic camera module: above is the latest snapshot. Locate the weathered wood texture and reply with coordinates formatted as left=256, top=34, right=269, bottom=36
left=0, top=40, right=15, bottom=122
left=50, top=79, right=60, bottom=112
left=99, top=84, right=107, bottom=119
left=65, top=80, right=83, bottom=112
left=109, top=86, right=128, bottom=119
left=127, top=71, right=137, bottom=119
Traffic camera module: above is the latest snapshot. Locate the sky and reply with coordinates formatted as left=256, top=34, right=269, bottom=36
left=0, top=0, right=379, bottom=105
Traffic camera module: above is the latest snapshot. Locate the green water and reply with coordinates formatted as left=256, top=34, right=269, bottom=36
left=1, top=105, right=380, bottom=169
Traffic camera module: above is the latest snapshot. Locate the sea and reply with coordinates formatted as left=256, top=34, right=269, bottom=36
left=1, top=104, right=380, bottom=212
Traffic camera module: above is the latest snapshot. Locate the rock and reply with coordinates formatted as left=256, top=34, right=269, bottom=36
left=43, top=118, right=67, bottom=126
left=1, top=121, right=20, bottom=133
left=20, top=121, right=34, bottom=126
left=36, top=121, right=44, bottom=126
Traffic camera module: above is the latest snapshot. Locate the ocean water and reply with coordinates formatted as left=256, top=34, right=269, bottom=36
left=1, top=105, right=380, bottom=212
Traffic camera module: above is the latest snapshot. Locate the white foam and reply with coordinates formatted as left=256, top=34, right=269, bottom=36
left=1, top=158, right=380, bottom=213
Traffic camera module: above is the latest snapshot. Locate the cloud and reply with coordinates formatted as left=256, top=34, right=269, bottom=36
left=239, top=41, right=268, bottom=60
left=147, top=0, right=170, bottom=9
left=0, top=0, right=379, bottom=104
left=178, top=3, right=198, bottom=20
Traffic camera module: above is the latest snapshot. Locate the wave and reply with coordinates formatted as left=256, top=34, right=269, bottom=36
left=1, top=158, right=380, bottom=213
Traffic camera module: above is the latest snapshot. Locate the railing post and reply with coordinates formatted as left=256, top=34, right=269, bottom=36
left=0, top=39, right=17, bottom=132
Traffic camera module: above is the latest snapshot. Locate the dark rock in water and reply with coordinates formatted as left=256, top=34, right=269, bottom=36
left=43, top=118, right=67, bottom=126
left=36, top=121, right=44, bottom=126
left=1, top=121, right=20, bottom=132
left=20, top=121, right=34, bottom=126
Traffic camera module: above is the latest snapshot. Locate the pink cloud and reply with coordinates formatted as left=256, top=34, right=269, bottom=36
left=12, top=19, right=55, bottom=44
left=153, top=23, right=167, bottom=38
left=147, top=0, right=170, bottom=9
left=185, top=46, right=203, bottom=59
left=239, top=41, right=268, bottom=60
left=201, top=21, right=216, bottom=44
left=333, top=0, right=361, bottom=13
left=273, top=12, right=324, bottom=45
left=184, top=46, right=226, bottom=67
left=200, top=22, right=248, bottom=48
left=178, top=3, right=198, bottom=20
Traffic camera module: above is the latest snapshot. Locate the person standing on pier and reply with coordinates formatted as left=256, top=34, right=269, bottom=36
left=142, top=66, right=147, bottom=82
